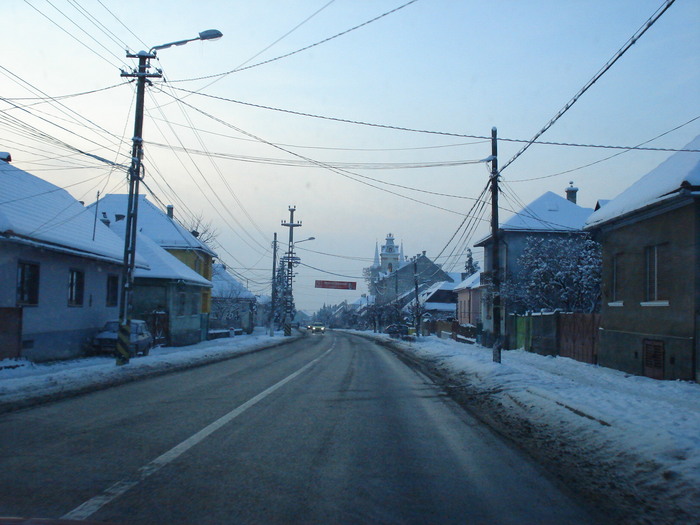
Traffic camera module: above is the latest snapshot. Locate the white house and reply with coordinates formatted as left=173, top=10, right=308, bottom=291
left=0, top=159, right=144, bottom=361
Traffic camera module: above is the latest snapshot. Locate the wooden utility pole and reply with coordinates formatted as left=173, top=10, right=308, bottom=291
left=490, top=127, right=502, bottom=363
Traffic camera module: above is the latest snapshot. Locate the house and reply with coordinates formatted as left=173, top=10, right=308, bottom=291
left=0, top=158, right=142, bottom=361
left=402, top=273, right=461, bottom=323
left=585, top=135, right=700, bottom=382
left=475, top=187, right=594, bottom=345
left=89, top=195, right=217, bottom=340
left=106, top=219, right=212, bottom=346
left=211, top=263, right=255, bottom=333
left=455, top=271, right=481, bottom=327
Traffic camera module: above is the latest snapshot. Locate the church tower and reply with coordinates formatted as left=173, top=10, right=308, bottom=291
left=380, top=233, right=401, bottom=274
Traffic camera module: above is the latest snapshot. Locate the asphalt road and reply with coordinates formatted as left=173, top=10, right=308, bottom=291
left=0, top=331, right=602, bottom=524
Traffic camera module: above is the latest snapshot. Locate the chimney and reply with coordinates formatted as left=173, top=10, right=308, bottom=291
left=100, top=212, right=110, bottom=227
left=167, top=205, right=174, bottom=219
left=0, top=152, right=11, bottom=163
left=565, top=182, right=579, bottom=204
left=191, top=230, right=200, bottom=238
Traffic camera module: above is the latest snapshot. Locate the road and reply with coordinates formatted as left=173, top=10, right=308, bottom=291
left=0, top=331, right=602, bottom=524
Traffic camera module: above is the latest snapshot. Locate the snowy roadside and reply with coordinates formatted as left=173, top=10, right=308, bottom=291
left=0, top=328, right=297, bottom=413
left=350, top=330, right=700, bottom=524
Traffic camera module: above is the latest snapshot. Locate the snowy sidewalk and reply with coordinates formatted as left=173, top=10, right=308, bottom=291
left=0, top=328, right=296, bottom=412
left=355, top=331, right=700, bottom=523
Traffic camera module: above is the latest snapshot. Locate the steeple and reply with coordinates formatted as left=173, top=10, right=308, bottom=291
left=372, top=241, right=380, bottom=268
left=380, top=233, right=400, bottom=273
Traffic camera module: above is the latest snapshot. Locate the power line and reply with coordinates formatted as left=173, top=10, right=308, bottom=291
left=506, top=115, right=700, bottom=183
left=169, top=0, right=421, bottom=83
left=500, top=0, right=678, bottom=173
left=166, top=85, right=699, bottom=153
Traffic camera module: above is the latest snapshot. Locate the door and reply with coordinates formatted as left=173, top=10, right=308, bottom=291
left=643, top=339, right=664, bottom=380
left=0, top=308, right=22, bottom=359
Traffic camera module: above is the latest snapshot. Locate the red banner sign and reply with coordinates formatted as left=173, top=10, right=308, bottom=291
left=315, top=280, right=357, bottom=290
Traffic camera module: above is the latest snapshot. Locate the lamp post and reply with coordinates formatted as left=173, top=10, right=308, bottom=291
left=115, top=30, right=222, bottom=365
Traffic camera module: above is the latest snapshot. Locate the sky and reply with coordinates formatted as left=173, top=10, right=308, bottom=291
left=2, top=0, right=699, bottom=312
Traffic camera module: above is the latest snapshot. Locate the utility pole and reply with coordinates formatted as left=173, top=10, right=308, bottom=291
left=269, top=232, right=278, bottom=336
left=490, top=127, right=502, bottom=363
left=116, top=51, right=161, bottom=366
left=281, top=206, right=301, bottom=336
left=413, top=258, right=421, bottom=337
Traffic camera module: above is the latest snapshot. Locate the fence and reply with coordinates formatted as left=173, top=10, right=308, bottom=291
left=507, top=312, right=600, bottom=364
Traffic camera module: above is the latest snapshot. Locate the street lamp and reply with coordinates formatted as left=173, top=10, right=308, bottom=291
left=115, top=30, right=222, bottom=366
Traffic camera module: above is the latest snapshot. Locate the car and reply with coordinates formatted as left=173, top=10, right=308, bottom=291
left=309, top=322, right=326, bottom=334
left=92, top=319, right=153, bottom=357
left=384, top=324, right=410, bottom=338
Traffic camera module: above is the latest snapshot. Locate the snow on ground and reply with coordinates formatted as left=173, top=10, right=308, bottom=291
left=357, top=331, right=700, bottom=523
left=0, top=328, right=289, bottom=410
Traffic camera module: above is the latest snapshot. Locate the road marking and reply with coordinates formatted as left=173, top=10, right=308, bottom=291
left=62, top=342, right=335, bottom=521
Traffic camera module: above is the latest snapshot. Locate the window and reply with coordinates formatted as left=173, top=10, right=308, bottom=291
left=17, top=262, right=39, bottom=305
left=106, top=274, right=119, bottom=307
left=68, top=269, right=85, bottom=307
left=645, top=244, right=666, bottom=302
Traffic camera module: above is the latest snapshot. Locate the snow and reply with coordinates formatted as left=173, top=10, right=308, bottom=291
left=0, top=328, right=286, bottom=409
left=109, top=220, right=212, bottom=286
left=89, top=194, right=217, bottom=257
left=454, top=271, right=480, bottom=291
left=364, top=332, right=700, bottom=519
left=0, top=162, right=140, bottom=266
left=586, top=134, right=700, bottom=228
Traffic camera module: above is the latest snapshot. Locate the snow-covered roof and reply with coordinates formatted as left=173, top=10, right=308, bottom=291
left=90, top=194, right=217, bottom=257
left=0, top=161, right=143, bottom=266
left=585, top=135, right=700, bottom=229
left=211, top=263, right=254, bottom=299
left=109, top=220, right=211, bottom=287
left=454, top=271, right=480, bottom=291
left=476, top=191, right=593, bottom=246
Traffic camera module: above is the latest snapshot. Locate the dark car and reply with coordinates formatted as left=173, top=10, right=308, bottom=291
left=92, top=319, right=153, bottom=357
left=384, top=324, right=409, bottom=338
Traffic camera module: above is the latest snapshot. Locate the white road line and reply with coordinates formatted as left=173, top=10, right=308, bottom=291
left=62, top=342, right=335, bottom=521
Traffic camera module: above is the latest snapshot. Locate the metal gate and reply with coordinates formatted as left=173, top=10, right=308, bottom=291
left=0, top=308, right=22, bottom=359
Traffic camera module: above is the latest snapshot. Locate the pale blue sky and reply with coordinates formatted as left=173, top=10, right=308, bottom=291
left=2, top=1, right=699, bottom=310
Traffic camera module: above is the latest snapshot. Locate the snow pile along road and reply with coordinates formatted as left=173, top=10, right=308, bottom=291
left=370, top=333, right=700, bottom=524
left=0, top=330, right=291, bottom=412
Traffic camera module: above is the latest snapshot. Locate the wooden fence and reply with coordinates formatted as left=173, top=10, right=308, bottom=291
left=507, top=312, right=600, bottom=365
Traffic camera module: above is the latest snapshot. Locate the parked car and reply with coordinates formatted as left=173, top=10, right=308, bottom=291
left=309, top=322, right=326, bottom=334
left=384, top=324, right=410, bottom=338
left=92, top=319, right=153, bottom=357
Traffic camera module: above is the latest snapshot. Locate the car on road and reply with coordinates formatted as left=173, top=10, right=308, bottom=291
left=92, top=319, right=153, bottom=357
left=309, top=322, right=326, bottom=334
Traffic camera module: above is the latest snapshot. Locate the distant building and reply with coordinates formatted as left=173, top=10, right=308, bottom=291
left=211, top=263, right=255, bottom=333
left=455, top=271, right=481, bottom=327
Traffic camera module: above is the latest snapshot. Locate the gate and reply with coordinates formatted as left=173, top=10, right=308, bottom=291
left=559, top=313, right=600, bottom=364
left=0, top=308, right=22, bottom=359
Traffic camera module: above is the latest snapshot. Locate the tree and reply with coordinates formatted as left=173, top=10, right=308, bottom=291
left=464, top=248, right=480, bottom=276
left=503, top=234, right=601, bottom=314
left=183, top=213, right=219, bottom=249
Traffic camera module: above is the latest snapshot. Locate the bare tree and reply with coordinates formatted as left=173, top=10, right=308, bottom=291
left=183, top=213, right=219, bottom=249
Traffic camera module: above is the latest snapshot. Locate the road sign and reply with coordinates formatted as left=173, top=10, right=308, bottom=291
left=315, top=280, right=357, bottom=290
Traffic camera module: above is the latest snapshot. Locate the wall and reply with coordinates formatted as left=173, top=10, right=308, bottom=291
left=597, top=201, right=697, bottom=381
left=0, top=242, right=121, bottom=361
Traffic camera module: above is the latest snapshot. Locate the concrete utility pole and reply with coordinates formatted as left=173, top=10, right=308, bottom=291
left=269, top=232, right=278, bottom=337
left=115, top=30, right=222, bottom=365
left=413, top=258, right=421, bottom=337
left=490, top=127, right=502, bottom=363
left=281, top=206, right=301, bottom=336
left=116, top=51, right=161, bottom=366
